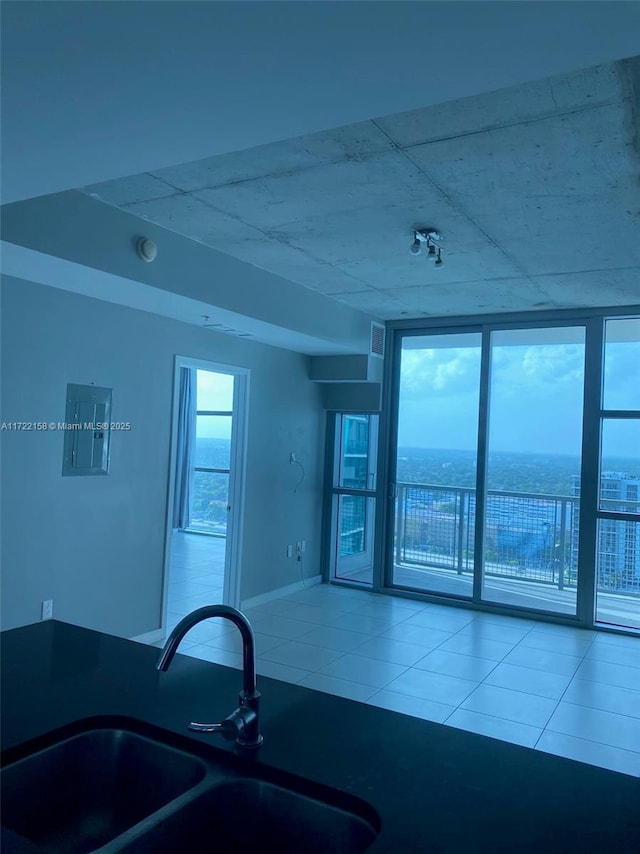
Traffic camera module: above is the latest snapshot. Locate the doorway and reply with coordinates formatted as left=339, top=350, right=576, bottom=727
left=329, top=413, right=379, bottom=586
left=162, top=357, right=249, bottom=634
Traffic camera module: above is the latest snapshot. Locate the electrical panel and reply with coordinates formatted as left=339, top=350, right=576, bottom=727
left=62, top=384, right=112, bottom=476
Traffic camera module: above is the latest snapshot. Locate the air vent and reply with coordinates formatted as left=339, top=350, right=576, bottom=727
left=202, top=320, right=252, bottom=338
left=370, top=322, right=385, bottom=358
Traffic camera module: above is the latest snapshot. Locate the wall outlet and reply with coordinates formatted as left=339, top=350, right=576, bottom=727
left=286, top=544, right=293, bottom=558
left=41, top=599, right=53, bottom=621
left=289, top=452, right=296, bottom=463
left=301, top=540, right=306, bottom=553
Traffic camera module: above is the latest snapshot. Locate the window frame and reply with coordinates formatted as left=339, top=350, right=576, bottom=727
left=374, top=305, right=640, bottom=633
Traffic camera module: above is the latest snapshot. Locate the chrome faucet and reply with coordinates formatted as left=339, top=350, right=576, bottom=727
left=157, top=605, right=263, bottom=750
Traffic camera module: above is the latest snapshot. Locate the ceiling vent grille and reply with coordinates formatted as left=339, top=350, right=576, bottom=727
left=370, top=322, right=385, bottom=358
left=202, top=321, right=253, bottom=338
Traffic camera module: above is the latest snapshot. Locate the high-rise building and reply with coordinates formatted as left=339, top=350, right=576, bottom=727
left=574, top=472, right=640, bottom=592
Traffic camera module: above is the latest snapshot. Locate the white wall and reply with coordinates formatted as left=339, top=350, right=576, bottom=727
left=0, top=276, right=326, bottom=636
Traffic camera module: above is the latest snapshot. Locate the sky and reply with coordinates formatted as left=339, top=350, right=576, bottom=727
left=398, top=334, right=640, bottom=458
left=193, top=329, right=640, bottom=458
left=196, top=370, right=234, bottom=439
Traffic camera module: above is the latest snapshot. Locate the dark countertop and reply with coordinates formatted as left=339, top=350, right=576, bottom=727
left=2, top=620, right=639, bottom=853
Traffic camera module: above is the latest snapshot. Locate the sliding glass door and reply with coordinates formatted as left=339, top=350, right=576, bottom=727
left=329, top=414, right=378, bottom=585
left=385, top=313, right=640, bottom=629
left=481, top=327, right=586, bottom=615
left=391, top=333, right=481, bottom=598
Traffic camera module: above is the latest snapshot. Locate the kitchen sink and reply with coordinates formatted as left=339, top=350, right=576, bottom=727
left=0, top=725, right=208, bottom=853
left=120, top=777, right=378, bottom=854
left=1, top=718, right=379, bottom=853
left=201, top=778, right=377, bottom=853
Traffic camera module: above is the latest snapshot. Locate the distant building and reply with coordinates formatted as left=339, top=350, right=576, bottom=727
left=573, top=472, right=640, bottom=591
left=398, top=471, right=639, bottom=593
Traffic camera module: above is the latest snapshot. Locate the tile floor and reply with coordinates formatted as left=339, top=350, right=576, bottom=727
left=163, top=534, right=640, bottom=778
left=166, top=531, right=225, bottom=625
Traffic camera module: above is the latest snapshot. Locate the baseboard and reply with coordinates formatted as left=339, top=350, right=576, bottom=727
left=130, top=628, right=165, bottom=645
left=241, top=574, right=322, bottom=610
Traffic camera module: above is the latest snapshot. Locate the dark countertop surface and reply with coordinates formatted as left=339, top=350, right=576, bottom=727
left=2, top=620, right=639, bottom=853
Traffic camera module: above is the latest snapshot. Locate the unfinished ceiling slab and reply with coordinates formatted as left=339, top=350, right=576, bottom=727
left=145, top=122, right=397, bottom=194
left=331, top=289, right=412, bottom=320
left=374, top=62, right=624, bottom=148
left=464, top=193, right=639, bottom=277
left=81, top=56, right=640, bottom=320
left=406, top=103, right=629, bottom=198
left=7, top=1, right=640, bottom=203
left=532, top=268, right=640, bottom=308
left=84, top=173, right=181, bottom=208
left=387, top=278, right=551, bottom=317
left=190, top=152, right=427, bottom=231
left=125, top=193, right=265, bottom=244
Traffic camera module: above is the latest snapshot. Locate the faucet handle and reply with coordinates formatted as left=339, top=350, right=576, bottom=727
left=188, top=720, right=237, bottom=739
left=189, top=706, right=260, bottom=746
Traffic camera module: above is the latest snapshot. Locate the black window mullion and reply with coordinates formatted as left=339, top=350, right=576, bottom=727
left=575, top=317, right=604, bottom=627
left=472, top=327, right=491, bottom=603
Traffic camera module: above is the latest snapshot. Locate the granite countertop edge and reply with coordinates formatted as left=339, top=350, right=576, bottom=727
left=1, top=620, right=639, bottom=853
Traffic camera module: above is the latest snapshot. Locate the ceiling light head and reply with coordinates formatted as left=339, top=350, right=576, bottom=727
left=410, top=234, right=422, bottom=256
left=427, top=241, right=437, bottom=258
left=435, top=248, right=443, bottom=267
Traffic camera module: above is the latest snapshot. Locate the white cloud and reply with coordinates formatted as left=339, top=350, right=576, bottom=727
left=400, top=347, right=481, bottom=398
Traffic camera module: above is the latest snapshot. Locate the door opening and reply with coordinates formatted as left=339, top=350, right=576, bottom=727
left=162, top=357, right=249, bottom=635
left=329, top=413, right=378, bottom=586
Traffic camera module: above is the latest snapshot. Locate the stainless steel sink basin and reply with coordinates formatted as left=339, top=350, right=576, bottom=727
left=204, top=778, right=378, bottom=852
left=1, top=717, right=379, bottom=854
left=120, top=777, right=378, bottom=854
left=0, top=725, right=207, bottom=853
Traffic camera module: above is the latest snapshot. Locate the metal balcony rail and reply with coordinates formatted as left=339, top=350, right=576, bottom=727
left=190, top=469, right=230, bottom=535
left=391, top=482, right=640, bottom=596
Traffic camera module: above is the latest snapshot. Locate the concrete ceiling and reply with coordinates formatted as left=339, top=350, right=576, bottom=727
left=83, top=58, right=640, bottom=321
left=3, top=1, right=640, bottom=203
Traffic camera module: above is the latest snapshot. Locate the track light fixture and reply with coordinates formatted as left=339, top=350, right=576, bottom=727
left=409, top=228, right=443, bottom=266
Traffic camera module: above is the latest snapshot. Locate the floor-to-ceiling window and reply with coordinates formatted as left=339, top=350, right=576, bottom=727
left=190, top=369, right=234, bottom=536
left=391, top=332, right=481, bottom=598
left=481, top=326, right=586, bottom=616
left=328, top=413, right=378, bottom=585
left=595, top=318, right=640, bottom=630
left=377, top=309, right=639, bottom=632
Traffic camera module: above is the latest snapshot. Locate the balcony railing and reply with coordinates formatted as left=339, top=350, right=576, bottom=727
left=394, top=482, right=640, bottom=596
left=189, top=469, right=229, bottom=535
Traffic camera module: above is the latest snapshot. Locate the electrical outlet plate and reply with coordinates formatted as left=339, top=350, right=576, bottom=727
left=41, top=600, right=53, bottom=620
left=286, top=544, right=293, bottom=558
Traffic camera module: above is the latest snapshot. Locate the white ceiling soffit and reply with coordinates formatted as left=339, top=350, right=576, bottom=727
left=83, top=57, right=640, bottom=321
left=3, top=1, right=640, bottom=202
left=0, top=243, right=359, bottom=355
